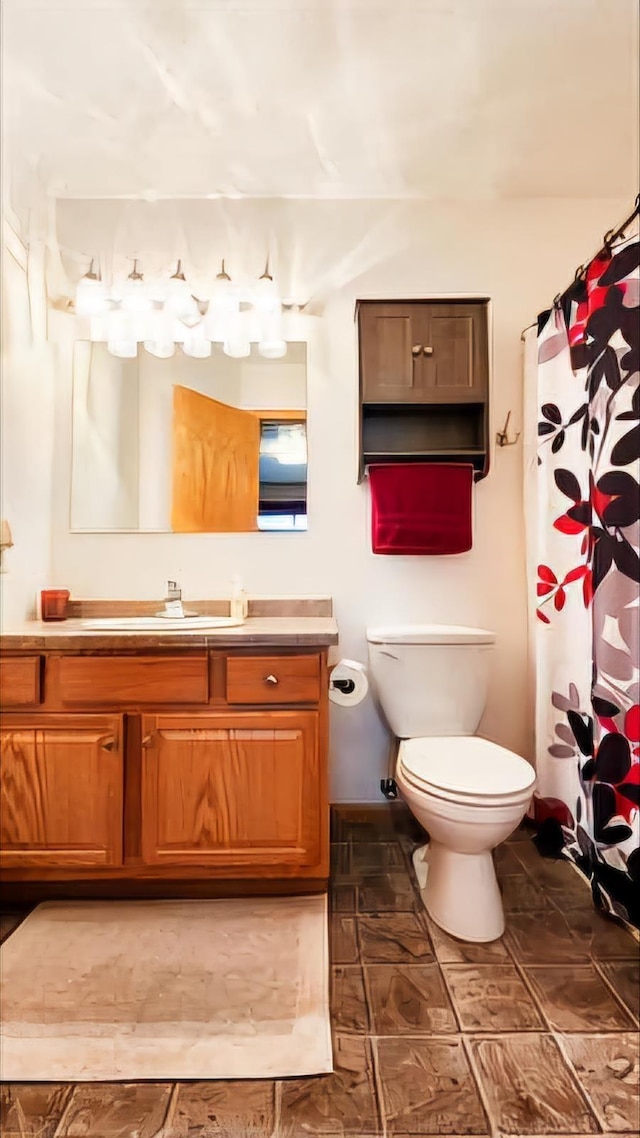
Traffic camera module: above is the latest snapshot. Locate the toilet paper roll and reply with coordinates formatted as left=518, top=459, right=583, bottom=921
left=329, top=659, right=369, bottom=707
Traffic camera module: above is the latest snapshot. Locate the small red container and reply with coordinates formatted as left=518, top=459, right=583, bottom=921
left=41, top=589, right=70, bottom=622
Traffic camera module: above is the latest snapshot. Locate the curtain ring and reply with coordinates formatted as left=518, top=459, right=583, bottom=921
left=573, top=263, right=588, bottom=283
left=602, top=228, right=617, bottom=256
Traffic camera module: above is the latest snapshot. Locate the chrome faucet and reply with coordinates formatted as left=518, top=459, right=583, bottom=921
left=163, top=580, right=184, bottom=617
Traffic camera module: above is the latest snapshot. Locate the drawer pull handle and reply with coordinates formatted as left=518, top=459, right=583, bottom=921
left=264, top=674, right=279, bottom=685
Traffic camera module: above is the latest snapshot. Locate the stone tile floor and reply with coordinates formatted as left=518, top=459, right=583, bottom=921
left=1, top=804, right=638, bottom=1137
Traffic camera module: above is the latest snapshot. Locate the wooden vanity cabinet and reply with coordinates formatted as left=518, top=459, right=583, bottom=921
left=0, top=648, right=329, bottom=897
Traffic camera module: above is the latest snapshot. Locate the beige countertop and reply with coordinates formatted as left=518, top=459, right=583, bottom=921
left=0, top=616, right=339, bottom=651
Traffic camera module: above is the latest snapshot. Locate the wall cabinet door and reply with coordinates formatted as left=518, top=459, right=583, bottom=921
left=359, top=301, right=488, bottom=403
left=0, top=715, right=124, bottom=868
left=140, top=711, right=322, bottom=870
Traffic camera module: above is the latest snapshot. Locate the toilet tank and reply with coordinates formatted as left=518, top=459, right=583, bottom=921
left=366, top=624, right=496, bottom=739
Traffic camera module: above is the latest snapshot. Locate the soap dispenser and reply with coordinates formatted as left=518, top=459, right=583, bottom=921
left=230, top=575, right=248, bottom=621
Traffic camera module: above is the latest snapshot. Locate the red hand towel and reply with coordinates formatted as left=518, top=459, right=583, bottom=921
left=369, top=463, right=473, bottom=555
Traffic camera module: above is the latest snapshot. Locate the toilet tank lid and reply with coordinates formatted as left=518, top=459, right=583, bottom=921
left=366, top=624, right=496, bottom=645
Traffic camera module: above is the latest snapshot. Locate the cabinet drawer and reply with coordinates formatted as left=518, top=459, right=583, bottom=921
left=58, top=655, right=209, bottom=706
left=226, top=655, right=320, bottom=704
left=0, top=657, right=40, bottom=707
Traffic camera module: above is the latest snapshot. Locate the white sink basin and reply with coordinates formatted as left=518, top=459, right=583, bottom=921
left=80, top=616, right=245, bottom=631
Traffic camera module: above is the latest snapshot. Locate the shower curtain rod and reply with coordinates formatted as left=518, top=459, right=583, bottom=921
left=520, top=193, right=640, bottom=341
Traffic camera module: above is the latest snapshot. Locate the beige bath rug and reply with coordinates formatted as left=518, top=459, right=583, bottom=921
left=0, top=896, right=332, bottom=1081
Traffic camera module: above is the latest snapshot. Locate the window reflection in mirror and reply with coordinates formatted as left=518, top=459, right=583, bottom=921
left=258, top=421, right=307, bottom=531
left=70, top=342, right=307, bottom=533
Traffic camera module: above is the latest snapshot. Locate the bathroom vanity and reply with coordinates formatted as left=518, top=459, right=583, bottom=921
left=0, top=599, right=337, bottom=900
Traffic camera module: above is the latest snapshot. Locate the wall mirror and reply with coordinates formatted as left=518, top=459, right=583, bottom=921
left=70, top=342, right=307, bottom=532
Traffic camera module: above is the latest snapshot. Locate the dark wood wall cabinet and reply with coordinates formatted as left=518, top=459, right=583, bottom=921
left=0, top=648, right=329, bottom=900
left=357, top=299, right=490, bottom=480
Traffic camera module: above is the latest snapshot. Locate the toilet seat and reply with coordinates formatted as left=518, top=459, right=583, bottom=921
left=398, top=737, right=536, bottom=805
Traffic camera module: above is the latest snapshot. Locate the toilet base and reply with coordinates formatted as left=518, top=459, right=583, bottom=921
left=412, top=841, right=505, bottom=943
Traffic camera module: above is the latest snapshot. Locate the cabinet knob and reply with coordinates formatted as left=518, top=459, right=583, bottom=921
left=423, top=345, right=434, bottom=356
left=264, top=674, right=279, bottom=685
left=142, top=734, right=153, bottom=747
left=101, top=737, right=116, bottom=752
left=411, top=344, right=423, bottom=357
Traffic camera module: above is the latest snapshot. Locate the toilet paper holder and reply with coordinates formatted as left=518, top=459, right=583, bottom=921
left=331, top=677, right=356, bottom=695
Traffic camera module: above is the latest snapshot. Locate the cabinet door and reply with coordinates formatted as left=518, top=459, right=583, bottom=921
left=420, top=304, right=488, bottom=403
left=0, top=715, right=123, bottom=868
left=359, top=303, right=426, bottom=402
left=140, top=711, right=322, bottom=870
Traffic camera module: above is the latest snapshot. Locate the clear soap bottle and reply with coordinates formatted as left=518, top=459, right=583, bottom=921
left=230, top=575, right=248, bottom=621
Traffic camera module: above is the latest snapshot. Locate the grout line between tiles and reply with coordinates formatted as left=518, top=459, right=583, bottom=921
left=459, top=1032, right=499, bottom=1138
left=551, top=1030, right=609, bottom=1134
left=591, top=958, right=640, bottom=1028
left=369, top=1035, right=388, bottom=1138
left=272, top=1078, right=282, bottom=1138
left=157, top=1082, right=180, bottom=1138
left=434, top=955, right=464, bottom=1032
left=508, top=955, right=556, bottom=1032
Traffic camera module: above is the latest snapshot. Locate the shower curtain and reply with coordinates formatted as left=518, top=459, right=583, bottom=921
left=525, top=233, right=639, bottom=928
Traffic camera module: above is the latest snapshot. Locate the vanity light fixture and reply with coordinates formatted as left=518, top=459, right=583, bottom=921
left=92, top=256, right=288, bottom=359
left=75, top=260, right=108, bottom=317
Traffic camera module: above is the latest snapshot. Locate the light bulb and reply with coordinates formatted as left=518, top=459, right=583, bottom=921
left=204, top=260, right=239, bottom=341
left=164, top=260, right=200, bottom=324
left=182, top=330, right=211, bottom=358
left=75, top=260, right=108, bottom=317
left=121, top=260, right=152, bottom=316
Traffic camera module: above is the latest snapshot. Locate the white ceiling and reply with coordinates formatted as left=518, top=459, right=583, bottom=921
left=3, top=0, right=639, bottom=206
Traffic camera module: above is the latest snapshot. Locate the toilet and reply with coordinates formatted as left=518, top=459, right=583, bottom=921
left=366, top=624, right=536, bottom=943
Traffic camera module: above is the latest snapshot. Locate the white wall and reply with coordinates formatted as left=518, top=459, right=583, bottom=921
left=0, top=219, right=55, bottom=619
left=44, top=196, right=631, bottom=799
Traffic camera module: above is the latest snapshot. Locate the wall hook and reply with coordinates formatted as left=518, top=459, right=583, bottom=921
left=496, top=411, right=520, bottom=448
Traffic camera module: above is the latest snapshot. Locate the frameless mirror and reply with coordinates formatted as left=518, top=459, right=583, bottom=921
left=70, top=342, right=307, bottom=532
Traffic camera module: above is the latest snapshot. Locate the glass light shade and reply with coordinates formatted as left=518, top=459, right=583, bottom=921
left=182, top=330, right=212, bottom=358
left=120, top=263, right=153, bottom=316
left=76, top=273, right=108, bottom=317
left=223, top=336, right=251, bottom=358
left=143, top=337, right=175, bottom=358
left=253, top=271, right=281, bottom=314
left=258, top=339, right=287, bottom=359
left=164, top=267, right=200, bottom=324
left=108, top=336, right=138, bottom=358
left=204, top=269, right=239, bottom=341
left=107, top=312, right=138, bottom=358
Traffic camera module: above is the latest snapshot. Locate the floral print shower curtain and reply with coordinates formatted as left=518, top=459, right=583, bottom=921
left=526, top=233, right=639, bottom=928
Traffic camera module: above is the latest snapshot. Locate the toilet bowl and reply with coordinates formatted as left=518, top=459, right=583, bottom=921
left=366, top=624, right=536, bottom=943
left=396, top=737, right=536, bottom=941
